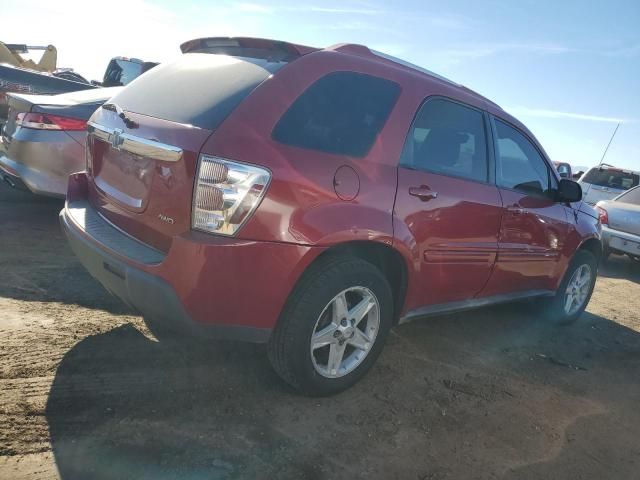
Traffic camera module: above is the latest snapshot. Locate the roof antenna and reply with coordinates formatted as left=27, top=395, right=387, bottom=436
left=597, top=122, right=620, bottom=169
left=581, top=122, right=621, bottom=204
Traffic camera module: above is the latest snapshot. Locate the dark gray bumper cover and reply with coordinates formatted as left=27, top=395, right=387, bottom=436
left=59, top=206, right=272, bottom=343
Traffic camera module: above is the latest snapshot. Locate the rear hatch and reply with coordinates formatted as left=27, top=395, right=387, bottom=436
left=86, top=52, right=288, bottom=252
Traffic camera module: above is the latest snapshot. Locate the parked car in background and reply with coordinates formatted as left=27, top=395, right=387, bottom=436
left=578, top=164, right=640, bottom=205
left=572, top=165, right=589, bottom=180
left=60, top=37, right=601, bottom=396
left=0, top=63, right=95, bottom=128
left=553, top=161, right=572, bottom=178
left=596, top=185, right=640, bottom=262
left=0, top=87, right=122, bottom=197
left=92, top=57, right=158, bottom=87
left=1, top=55, right=156, bottom=128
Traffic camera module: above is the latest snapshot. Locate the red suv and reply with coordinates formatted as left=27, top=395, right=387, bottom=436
left=60, top=37, right=601, bottom=396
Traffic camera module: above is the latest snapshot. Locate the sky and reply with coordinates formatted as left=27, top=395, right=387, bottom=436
left=2, top=0, right=639, bottom=171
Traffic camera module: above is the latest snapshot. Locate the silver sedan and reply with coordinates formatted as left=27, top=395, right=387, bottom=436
left=0, top=87, right=121, bottom=197
left=596, top=185, right=640, bottom=262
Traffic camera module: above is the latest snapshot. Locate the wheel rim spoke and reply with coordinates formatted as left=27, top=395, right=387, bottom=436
left=564, top=293, right=574, bottom=313
left=327, top=342, right=346, bottom=376
left=349, top=294, right=374, bottom=326
left=312, top=324, right=338, bottom=350
left=348, top=328, right=371, bottom=351
left=333, top=292, right=349, bottom=322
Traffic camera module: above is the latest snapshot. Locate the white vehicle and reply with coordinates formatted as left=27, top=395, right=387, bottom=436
left=578, top=164, right=640, bottom=205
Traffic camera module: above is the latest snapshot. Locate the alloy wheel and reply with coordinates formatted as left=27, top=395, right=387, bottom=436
left=564, top=264, right=592, bottom=316
left=310, top=287, right=380, bottom=378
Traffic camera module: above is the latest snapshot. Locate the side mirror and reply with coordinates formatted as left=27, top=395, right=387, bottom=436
left=557, top=178, right=582, bottom=203
left=90, top=80, right=102, bottom=86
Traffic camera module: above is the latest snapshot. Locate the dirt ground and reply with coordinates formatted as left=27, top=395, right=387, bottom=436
left=1, top=181, right=639, bottom=480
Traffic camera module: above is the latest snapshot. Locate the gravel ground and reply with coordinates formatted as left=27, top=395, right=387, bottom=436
left=1, top=181, right=639, bottom=480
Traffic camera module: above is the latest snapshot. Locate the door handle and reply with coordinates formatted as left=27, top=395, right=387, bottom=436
left=507, top=206, right=524, bottom=215
left=409, top=186, right=438, bottom=201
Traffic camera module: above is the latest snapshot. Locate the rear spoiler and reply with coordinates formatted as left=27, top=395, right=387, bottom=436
left=179, top=37, right=317, bottom=61
left=597, top=163, right=636, bottom=174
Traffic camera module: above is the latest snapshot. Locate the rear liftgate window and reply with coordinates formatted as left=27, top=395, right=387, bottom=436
left=582, top=169, right=640, bottom=191
left=105, top=53, right=286, bottom=130
left=272, top=71, right=401, bottom=157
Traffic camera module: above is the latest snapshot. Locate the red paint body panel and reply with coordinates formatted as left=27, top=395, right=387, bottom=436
left=481, top=188, right=573, bottom=295
left=69, top=42, right=601, bottom=334
left=394, top=168, right=503, bottom=308
left=151, top=232, right=323, bottom=329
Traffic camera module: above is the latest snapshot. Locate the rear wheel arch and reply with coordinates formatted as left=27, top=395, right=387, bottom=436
left=295, top=241, right=409, bottom=324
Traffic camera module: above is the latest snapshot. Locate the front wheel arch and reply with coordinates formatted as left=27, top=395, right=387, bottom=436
left=577, top=237, right=603, bottom=263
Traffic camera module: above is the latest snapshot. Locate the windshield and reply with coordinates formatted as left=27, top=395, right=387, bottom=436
left=582, top=168, right=639, bottom=190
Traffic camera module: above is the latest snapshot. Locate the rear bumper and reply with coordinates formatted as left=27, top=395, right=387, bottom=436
left=0, top=129, right=85, bottom=198
left=59, top=175, right=321, bottom=342
left=0, top=154, right=66, bottom=197
left=0, top=165, right=30, bottom=192
left=602, top=225, right=640, bottom=257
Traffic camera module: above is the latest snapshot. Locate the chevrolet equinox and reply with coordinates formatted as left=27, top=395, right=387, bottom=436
left=60, top=37, right=601, bottom=396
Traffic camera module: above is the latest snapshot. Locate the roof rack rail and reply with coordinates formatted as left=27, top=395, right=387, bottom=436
left=328, top=43, right=460, bottom=87
left=371, top=49, right=461, bottom=87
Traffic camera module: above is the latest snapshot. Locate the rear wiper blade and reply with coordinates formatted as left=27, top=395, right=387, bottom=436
left=102, top=103, right=138, bottom=129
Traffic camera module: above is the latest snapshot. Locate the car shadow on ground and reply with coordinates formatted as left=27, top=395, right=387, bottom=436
left=0, top=183, right=133, bottom=315
left=3, top=181, right=640, bottom=478
left=44, top=303, right=640, bottom=480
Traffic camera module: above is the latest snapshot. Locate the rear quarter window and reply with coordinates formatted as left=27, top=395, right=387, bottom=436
left=272, top=71, right=400, bottom=157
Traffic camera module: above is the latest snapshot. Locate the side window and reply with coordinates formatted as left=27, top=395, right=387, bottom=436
left=400, top=98, right=488, bottom=183
left=272, top=71, right=400, bottom=157
left=495, top=119, right=553, bottom=197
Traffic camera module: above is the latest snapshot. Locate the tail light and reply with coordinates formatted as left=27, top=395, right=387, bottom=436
left=192, top=155, right=271, bottom=236
left=16, top=112, right=86, bottom=131
left=596, top=206, right=609, bottom=225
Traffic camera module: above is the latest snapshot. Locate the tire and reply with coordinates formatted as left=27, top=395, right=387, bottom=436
left=268, top=255, right=393, bottom=396
left=538, top=250, right=598, bottom=325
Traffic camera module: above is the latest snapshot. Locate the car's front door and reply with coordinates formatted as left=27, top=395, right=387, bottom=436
left=481, top=117, right=571, bottom=296
left=394, top=98, right=503, bottom=310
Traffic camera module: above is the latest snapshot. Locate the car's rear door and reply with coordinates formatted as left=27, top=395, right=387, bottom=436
left=394, top=97, right=503, bottom=308
left=481, top=117, right=571, bottom=296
